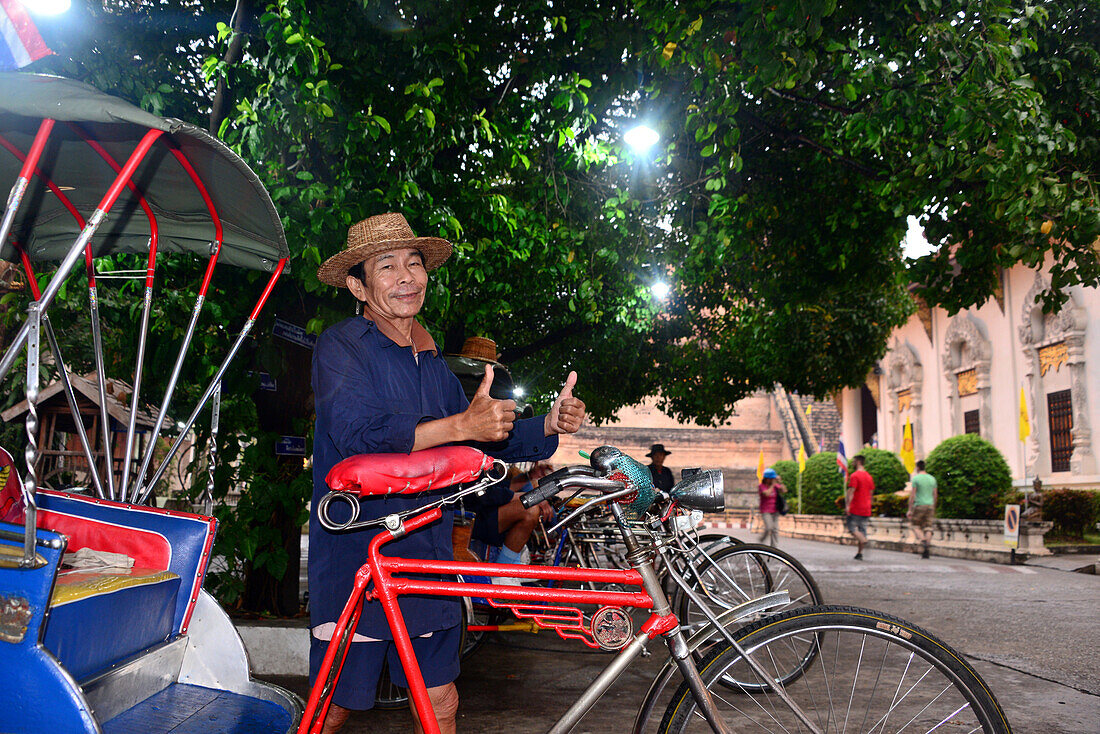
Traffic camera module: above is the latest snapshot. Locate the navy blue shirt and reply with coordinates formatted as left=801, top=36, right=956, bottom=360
left=309, top=316, right=558, bottom=639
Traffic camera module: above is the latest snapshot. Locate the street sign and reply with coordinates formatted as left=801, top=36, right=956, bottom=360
left=276, top=435, right=307, bottom=457
left=1004, top=504, right=1021, bottom=548
left=249, top=371, right=277, bottom=391
left=273, top=318, right=317, bottom=349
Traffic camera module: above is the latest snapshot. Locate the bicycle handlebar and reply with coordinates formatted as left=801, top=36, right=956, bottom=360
left=522, top=474, right=626, bottom=508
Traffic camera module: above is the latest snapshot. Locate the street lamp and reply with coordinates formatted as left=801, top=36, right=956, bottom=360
left=651, top=280, right=670, bottom=300
left=23, top=0, right=71, bottom=14
left=624, top=124, right=660, bottom=153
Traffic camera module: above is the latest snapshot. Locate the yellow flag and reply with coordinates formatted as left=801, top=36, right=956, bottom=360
left=756, top=448, right=765, bottom=483
left=805, top=404, right=812, bottom=417
left=797, top=444, right=806, bottom=474
left=900, top=416, right=916, bottom=474
left=1019, top=387, right=1031, bottom=441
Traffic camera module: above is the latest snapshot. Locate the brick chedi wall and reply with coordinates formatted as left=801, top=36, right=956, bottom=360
left=550, top=392, right=790, bottom=509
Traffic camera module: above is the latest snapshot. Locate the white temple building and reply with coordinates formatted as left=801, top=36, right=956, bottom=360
left=837, top=258, right=1099, bottom=489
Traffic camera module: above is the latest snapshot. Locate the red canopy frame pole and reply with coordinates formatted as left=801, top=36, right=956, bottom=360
left=17, top=249, right=105, bottom=498
left=0, top=118, right=53, bottom=254
left=0, top=131, right=106, bottom=498
left=0, top=128, right=165, bottom=410
left=72, top=125, right=163, bottom=502
left=138, top=257, right=287, bottom=504
left=132, top=143, right=225, bottom=498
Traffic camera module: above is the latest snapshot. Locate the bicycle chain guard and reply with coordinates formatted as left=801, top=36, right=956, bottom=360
left=485, top=598, right=633, bottom=650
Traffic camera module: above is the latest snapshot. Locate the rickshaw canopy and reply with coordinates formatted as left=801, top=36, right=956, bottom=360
left=0, top=73, right=288, bottom=272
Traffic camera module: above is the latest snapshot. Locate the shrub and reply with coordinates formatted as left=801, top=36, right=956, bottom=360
left=801, top=452, right=846, bottom=515
left=770, top=460, right=799, bottom=493
left=858, top=447, right=910, bottom=495
left=872, top=492, right=909, bottom=517
left=924, top=434, right=1012, bottom=519
left=1042, top=489, right=1099, bottom=539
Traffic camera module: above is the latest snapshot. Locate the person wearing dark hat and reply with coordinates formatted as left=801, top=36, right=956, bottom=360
left=646, top=443, right=675, bottom=492
left=310, top=213, right=586, bottom=734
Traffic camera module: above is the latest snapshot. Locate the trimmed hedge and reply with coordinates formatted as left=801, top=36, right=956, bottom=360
left=858, top=447, right=909, bottom=495
left=801, top=452, right=846, bottom=515
left=924, top=434, right=1012, bottom=519
left=1042, top=489, right=1099, bottom=538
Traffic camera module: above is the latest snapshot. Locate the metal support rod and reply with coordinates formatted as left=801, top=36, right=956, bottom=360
left=121, top=282, right=154, bottom=501
left=16, top=248, right=106, bottom=499
left=88, top=286, right=115, bottom=499
left=21, top=304, right=40, bottom=567
left=132, top=293, right=206, bottom=498
left=42, top=316, right=104, bottom=498
left=137, top=320, right=254, bottom=504
left=203, top=381, right=221, bottom=516
left=138, top=257, right=285, bottom=503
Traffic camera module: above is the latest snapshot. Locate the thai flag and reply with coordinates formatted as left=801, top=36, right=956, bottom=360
left=836, top=440, right=848, bottom=475
left=0, top=1, right=53, bottom=71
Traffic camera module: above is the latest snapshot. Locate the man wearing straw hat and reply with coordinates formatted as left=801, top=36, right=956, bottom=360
left=310, top=213, right=586, bottom=733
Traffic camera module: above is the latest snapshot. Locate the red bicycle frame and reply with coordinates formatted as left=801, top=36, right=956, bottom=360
left=301, top=507, right=683, bottom=734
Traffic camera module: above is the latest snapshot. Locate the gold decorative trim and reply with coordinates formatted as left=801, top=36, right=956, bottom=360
left=957, top=369, right=977, bottom=397
left=897, top=389, right=912, bottom=414
left=1038, top=341, right=1068, bottom=377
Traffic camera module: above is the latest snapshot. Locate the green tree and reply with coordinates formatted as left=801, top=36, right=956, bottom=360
left=9, top=0, right=1099, bottom=611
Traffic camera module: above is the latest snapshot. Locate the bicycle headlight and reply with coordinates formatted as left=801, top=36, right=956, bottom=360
left=669, top=470, right=724, bottom=512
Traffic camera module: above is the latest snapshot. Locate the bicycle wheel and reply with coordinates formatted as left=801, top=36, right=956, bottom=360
left=659, top=605, right=1011, bottom=734
left=676, top=543, right=823, bottom=634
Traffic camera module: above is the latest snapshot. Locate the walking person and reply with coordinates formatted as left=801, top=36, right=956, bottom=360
left=757, top=468, right=786, bottom=546
left=908, top=460, right=938, bottom=559
left=845, top=454, right=874, bottom=560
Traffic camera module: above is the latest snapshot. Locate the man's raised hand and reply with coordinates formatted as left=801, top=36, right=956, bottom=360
left=545, top=370, right=586, bottom=436
left=461, top=364, right=516, bottom=442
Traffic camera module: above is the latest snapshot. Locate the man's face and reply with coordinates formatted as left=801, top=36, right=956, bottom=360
left=348, top=248, right=427, bottom=320
left=651, top=452, right=667, bottom=467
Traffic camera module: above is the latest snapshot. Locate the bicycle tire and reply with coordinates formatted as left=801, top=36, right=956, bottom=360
left=675, top=543, right=823, bottom=635
left=659, top=605, right=1012, bottom=734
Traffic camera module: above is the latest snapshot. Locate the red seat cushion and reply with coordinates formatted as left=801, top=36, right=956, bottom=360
left=326, top=446, right=493, bottom=496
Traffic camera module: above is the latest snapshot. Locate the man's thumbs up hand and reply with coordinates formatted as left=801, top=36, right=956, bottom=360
left=475, top=364, right=495, bottom=397
left=461, top=364, right=516, bottom=442
left=545, top=370, right=585, bottom=436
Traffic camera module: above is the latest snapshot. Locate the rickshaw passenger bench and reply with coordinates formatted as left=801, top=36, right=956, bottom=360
left=34, top=490, right=215, bottom=682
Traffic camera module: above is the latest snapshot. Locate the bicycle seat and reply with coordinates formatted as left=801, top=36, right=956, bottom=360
left=326, top=446, right=494, bottom=496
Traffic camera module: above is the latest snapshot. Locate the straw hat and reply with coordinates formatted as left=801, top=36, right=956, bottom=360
left=451, top=336, right=500, bottom=364
left=317, top=212, right=452, bottom=288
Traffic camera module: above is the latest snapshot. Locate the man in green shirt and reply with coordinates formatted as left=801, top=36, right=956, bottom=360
left=908, top=460, right=938, bottom=559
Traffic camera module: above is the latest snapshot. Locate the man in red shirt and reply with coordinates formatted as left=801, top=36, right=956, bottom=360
left=845, top=454, right=874, bottom=560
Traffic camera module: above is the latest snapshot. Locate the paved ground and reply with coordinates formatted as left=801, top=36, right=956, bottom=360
left=266, top=535, right=1100, bottom=733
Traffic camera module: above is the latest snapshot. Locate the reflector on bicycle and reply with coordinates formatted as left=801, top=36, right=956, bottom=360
left=325, top=446, right=494, bottom=496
